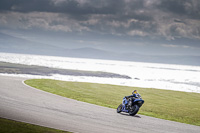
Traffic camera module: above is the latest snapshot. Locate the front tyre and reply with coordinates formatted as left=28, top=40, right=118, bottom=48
left=129, top=105, right=139, bottom=116
left=117, top=104, right=122, bottom=113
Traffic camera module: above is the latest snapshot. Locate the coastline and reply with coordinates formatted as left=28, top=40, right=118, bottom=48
left=0, top=52, right=200, bottom=93
left=0, top=61, right=131, bottom=79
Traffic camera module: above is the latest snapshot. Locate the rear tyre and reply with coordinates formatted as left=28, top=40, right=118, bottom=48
left=117, top=104, right=122, bottom=113
left=129, top=105, right=139, bottom=116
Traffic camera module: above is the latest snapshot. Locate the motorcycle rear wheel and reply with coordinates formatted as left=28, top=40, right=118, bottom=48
left=129, top=105, right=139, bottom=116
left=117, top=104, right=122, bottom=113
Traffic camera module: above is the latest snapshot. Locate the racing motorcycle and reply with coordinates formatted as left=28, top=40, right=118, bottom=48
left=117, top=94, right=144, bottom=116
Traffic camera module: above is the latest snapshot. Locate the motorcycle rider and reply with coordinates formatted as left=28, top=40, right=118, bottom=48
left=117, top=89, right=144, bottom=115
left=125, top=90, right=140, bottom=99
left=124, top=90, right=140, bottom=108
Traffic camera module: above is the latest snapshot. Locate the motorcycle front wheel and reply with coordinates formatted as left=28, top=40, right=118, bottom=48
left=129, top=105, right=139, bottom=116
left=117, top=104, right=122, bottom=113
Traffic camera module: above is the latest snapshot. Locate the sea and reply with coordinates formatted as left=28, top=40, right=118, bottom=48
left=0, top=52, right=200, bottom=93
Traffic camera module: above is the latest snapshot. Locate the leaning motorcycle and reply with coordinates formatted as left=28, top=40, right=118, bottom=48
left=117, top=94, right=144, bottom=116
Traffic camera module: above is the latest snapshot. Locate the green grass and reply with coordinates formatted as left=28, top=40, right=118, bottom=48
left=0, top=117, right=70, bottom=133
left=25, top=79, right=200, bottom=126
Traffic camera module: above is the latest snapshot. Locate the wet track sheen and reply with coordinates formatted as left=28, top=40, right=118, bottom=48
left=0, top=76, right=199, bottom=133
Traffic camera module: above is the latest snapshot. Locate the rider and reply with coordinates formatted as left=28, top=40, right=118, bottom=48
left=125, top=90, right=140, bottom=99
left=124, top=90, right=140, bottom=108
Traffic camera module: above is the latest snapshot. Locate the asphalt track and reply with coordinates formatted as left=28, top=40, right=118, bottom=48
left=0, top=75, right=199, bottom=133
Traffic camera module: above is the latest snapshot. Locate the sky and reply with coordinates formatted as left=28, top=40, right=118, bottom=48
left=0, top=0, right=200, bottom=56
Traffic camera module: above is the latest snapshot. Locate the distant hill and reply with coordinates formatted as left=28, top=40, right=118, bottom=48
left=0, top=32, right=63, bottom=55
left=122, top=53, right=200, bottom=66
left=0, top=32, right=200, bottom=66
left=64, top=47, right=120, bottom=59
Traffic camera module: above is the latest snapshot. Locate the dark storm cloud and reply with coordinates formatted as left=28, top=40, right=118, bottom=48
left=0, top=0, right=200, bottom=41
left=0, top=0, right=52, bottom=12
left=157, top=0, right=187, bottom=14
left=157, top=0, right=200, bottom=19
left=0, top=0, right=122, bottom=15
left=0, top=0, right=152, bottom=21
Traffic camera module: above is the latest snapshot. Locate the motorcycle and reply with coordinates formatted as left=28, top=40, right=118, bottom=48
left=117, top=94, right=144, bottom=116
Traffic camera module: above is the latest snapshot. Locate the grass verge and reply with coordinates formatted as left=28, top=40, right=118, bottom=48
left=0, top=117, right=70, bottom=133
left=25, top=79, right=200, bottom=126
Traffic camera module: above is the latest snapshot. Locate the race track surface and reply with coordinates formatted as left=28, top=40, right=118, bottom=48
left=0, top=75, right=199, bottom=133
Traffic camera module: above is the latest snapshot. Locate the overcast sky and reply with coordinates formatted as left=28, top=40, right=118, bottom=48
left=0, top=0, right=200, bottom=55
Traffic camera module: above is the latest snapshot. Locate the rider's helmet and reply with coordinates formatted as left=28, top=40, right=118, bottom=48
left=132, top=90, right=137, bottom=94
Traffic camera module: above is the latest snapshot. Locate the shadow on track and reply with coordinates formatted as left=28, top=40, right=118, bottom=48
left=118, top=112, right=141, bottom=118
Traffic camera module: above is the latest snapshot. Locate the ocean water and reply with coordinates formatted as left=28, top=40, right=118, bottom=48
left=0, top=52, right=200, bottom=93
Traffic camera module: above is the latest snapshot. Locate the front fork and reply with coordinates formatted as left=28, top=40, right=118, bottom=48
left=122, top=105, right=129, bottom=113
left=128, top=100, right=132, bottom=107
left=122, top=98, right=133, bottom=113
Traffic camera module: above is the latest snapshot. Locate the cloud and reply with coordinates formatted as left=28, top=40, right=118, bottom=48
left=162, top=44, right=196, bottom=49
left=0, top=11, right=90, bottom=32
left=0, top=0, right=200, bottom=41
left=156, top=0, right=200, bottom=19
